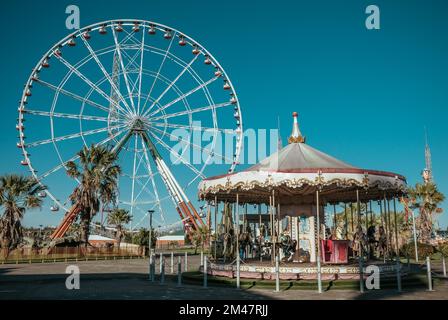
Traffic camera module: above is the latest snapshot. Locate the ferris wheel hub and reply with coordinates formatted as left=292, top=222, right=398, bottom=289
left=129, top=116, right=150, bottom=132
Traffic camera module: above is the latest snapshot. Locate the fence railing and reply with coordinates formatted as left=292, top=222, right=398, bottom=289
left=0, top=245, right=144, bottom=264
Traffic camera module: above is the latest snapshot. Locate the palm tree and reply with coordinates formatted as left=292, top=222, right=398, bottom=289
left=66, top=145, right=121, bottom=248
left=68, top=222, right=82, bottom=242
left=408, top=182, right=445, bottom=244
left=107, top=208, right=132, bottom=248
left=0, top=174, right=46, bottom=257
left=191, top=226, right=209, bottom=254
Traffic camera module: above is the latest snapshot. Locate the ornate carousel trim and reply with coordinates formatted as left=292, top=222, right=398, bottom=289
left=199, top=171, right=407, bottom=197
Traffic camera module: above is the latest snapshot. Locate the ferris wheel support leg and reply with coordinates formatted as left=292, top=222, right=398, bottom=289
left=141, top=131, right=203, bottom=230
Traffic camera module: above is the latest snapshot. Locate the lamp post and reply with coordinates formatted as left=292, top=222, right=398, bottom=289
left=148, top=210, right=155, bottom=255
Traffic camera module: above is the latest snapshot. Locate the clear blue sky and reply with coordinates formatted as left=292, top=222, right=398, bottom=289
left=1, top=0, right=447, bottom=228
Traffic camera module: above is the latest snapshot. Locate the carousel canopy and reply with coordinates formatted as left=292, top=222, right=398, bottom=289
left=199, top=112, right=407, bottom=205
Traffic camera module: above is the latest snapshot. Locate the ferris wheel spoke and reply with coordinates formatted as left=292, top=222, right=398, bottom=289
left=137, top=25, right=146, bottom=114
left=150, top=102, right=232, bottom=122
left=130, top=204, right=163, bottom=232
left=37, top=126, right=127, bottom=180
left=149, top=121, right=234, bottom=135
left=140, top=32, right=177, bottom=115
left=150, top=125, right=233, bottom=164
left=148, top=75, right=219, bottom=118
left=147, top=130, right=206, bottom=179
left=79, top=33, right=134, bottom=115
left=24, top=109, right=110, bottom=122
left=141, top=137, right=167, bottom=224
left=54, top=55, right=130, bottom=117
left=111, top=25, right=137, bottom=114
left=26, top=123, right=127, bottom=148
left=133, top=175, right=155, bottom=202
left=143, top=53, right=200, bottom=117
left=35, top=79, right=112, bottom=114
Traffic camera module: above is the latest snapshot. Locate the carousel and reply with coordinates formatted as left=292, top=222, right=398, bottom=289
left=198, top=112, right=408, bottom=282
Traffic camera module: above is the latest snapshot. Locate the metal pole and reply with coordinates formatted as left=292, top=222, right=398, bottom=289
left=316, top=189, right=322, bottom=294
left=170, top=252, right=174, bottom=274
left=275, top=255, right=280, bottom=292
left=148, top=210, right=153, bottom=253
left=203, top=256, right=208, bottom=288
left=411, top=210, right=419, bottom=262
left=200, top=250, right=204, bottom=268
left=442, top=256, right=447, bottom=278
left=359, top=255, right=365, bottom=293
left=184, top=252, right=188, bottom=272
left=160, top=256, right=165, bottom=284
left=151, top=252, right=155, bottom=282
left=426, top=256, right=434, bottom=291
left=149, top=252, right=153, bottom=281
left=159, top=253, right=163, bottom=275
left=148, top=210, right=153, bottom=280
left=396, top=256, right=402, bottom=292
left=236, top=193, right=240, bottom=289
left=177, top=256, right=182, bottom=287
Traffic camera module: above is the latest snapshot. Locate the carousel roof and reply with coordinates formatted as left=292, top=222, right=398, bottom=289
left=199, top=112, right=407, bottom=205
left=247, top=141, right=355, bottom=172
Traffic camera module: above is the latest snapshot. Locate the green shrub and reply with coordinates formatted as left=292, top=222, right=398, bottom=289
left=401, top=242, right=435, bottom=258
left=436, top=243, right=448, bottom=257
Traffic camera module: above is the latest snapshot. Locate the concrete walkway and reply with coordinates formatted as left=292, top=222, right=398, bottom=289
left=1, top=257, right=447, bottom=300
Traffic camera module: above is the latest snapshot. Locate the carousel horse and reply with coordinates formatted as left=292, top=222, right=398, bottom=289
left=260, top=237, right=272, bottom=259
left=367, top=225, right=377, bottom=259
left=280, top=234, right=297, bottom=262
left=238, top=230, right=252, bottom=260
left=377, top=226, right=388, bottom=260
left=222, top=230, right=235, bottom=261
left=352, top=225, right=367, bottom=258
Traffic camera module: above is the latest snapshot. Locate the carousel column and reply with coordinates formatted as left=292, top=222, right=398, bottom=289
left=236, top=193, right=240, bottom=289
left=382, top=195, right=389, bottom=258
left=350, top=203, right=354, bottom=238
left=393, top=197, right=400, bottom=258
left=259, top=204, right=263, bottom=262
left=344, top=203, right=348, bottom=240
left=365, top=202, right=369, bottom=234
left=245, top=204, right=249, bottom=259
left=272, top=189, right=277, bottom=264
left=356, top=189, right=361, bottom=229
left=387, top=198, right=393, bottom=256
left=333, top=204, right=337, bottom=235
left=269, top=195, right=274, bottom=264
left=316, top=189, right=323, bottom=294
left=369, top=201, right=373, bottom=225
left=214, top=196, right=218, bottom=261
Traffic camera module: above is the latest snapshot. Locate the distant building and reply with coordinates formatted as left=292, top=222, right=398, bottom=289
left=88, top=234, right=117, bottom=247
left=156, top=235, right=185, bottom=249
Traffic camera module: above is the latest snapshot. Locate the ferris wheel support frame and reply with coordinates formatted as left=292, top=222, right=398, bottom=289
left=50, top=127, right=205, bottom=240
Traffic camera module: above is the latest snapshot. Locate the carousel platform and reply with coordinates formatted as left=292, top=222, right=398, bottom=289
left=203, top=258, right=404, bottom=280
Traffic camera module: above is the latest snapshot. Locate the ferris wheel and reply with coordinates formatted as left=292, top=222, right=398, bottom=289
left=16, top=19, right=243, bottom=235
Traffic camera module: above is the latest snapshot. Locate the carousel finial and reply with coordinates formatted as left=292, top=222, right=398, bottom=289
left=288, top=112, right=306, bottom=144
